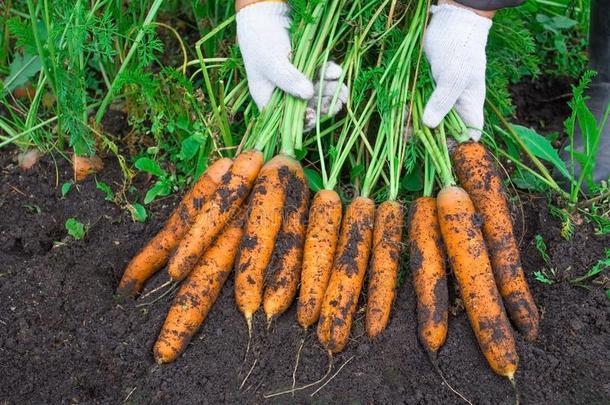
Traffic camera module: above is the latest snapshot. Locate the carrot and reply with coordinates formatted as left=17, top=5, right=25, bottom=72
left=153, top=212, right=245, bottom=363
left=234, top=154, right=291, bottom=328
left=453, top=142, right=539, bottom=341
left=73, top=155, right=103, bottom=182
left=296, top=189, right=342, bottom=329
left=408, top=197, right=448, bottom=357
left=365, top=200, right=404, bottom=339
left=168, top=150, right=263, bottom=282
left=117, top=158, right=232, bottom=297
left=437, top=186, right=518, bottom=378
left=13, top=83, right=35, bottom=100
left=317, top=197, right=375, bottom=353
left=263, top=160, right=310, bottom=322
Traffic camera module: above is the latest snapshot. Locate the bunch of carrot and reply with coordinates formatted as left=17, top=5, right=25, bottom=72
left=409, top=87, right=539, bottom=383
left=115, top=1, right=540, bottom=386
left=117, top=0, right=351, bottom=363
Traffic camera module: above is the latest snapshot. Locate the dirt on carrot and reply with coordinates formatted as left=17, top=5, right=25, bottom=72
left=1, top=154, right=609, bottom=404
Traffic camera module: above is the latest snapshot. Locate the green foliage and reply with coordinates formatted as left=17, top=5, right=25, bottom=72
left=61, top=182, right=72, bottom=198
left=3, top=53, right=41, bottom=94
left=65, top=217, right=85, bottom=240
left=513, top=125, right=570, bottom=179
left=564, top=71, right=610, bottom=202
left=127, top=203, right=148, bottom=223
left=571, top=248, right=610, bottom=284
left=96, top=181, right=114, bottom=201
left=535, top=234, right=551, bottom=266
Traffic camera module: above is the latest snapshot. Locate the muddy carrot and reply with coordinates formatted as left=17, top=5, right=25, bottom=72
left=117, top=158, right=232, bottom=297
left=73, top=155, right=103, bottom=182
left=453, top=142, right=539, bottom=341
left=168, top=149, right=263, bottom=282
left=296, top=189, right=342, bottom=329
left=437, top=186, right=518, bottom=378
left=408, top=197, right=448, bottom=357
left=154, top=212, right=245, bottom=363
left=234, top=154, right=291, bottom=329
left=263, top=161, right=310, bottom=322
left=365, top=200, right=404, bottom=339
left=317, top=197, right=375, bottom=353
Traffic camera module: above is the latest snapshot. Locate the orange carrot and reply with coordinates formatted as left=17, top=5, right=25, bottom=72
left=263, top=160, right=310, bottom=322
left=234, top=154, right=291, bottom=328
left=453, top=142, right=539, bottom=341
left=365, top=200, right=404, bottom=339
left=296, top=189, right=342, bottom=329
left=117, top=158, right=232, bottom=297
left=437, top=186, right=518, bottom=378
left=168, top=150, right=263, bottom=282
left=317, top=197, right=375, bottom=353
left=408, top=197, right=448, bottom=357
left=154, top=212, right=245, bottom=363
left=73, top=155, right=103, bottom=182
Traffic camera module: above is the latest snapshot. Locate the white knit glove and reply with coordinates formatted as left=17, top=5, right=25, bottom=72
left=423, top=4, right=492, bottom=141
left=236, top=2, right=314, bottom=110
left=304, top=61, right=349, bottom=132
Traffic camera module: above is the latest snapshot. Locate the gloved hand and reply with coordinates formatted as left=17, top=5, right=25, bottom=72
left=423, top=4, right=493, bottom=141
left=304, top=61, right=350, bottom=132
left=236, top=2, right=314, bottom=110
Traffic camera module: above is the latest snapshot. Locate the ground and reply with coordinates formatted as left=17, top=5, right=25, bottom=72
left=0, top=80, right=609, bottom=404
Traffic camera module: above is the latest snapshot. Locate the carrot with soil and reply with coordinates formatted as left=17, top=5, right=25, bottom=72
left=263, top=162, right=310, bottom=323
left=234, top=155, right=289, bottom=329
left=117, top=157, right=232, bottom=297
left=364, top=10, right=428, bottom=338
left=408, top=157, right=448, bottom=357
left=167, top=149, right=263, bottom=282
left=153, top=212, right=245, bottom=364
left=317, top=94, right=389, bottom=352
left=415, top=98, right=518, bottom=380
left=453, top=141, right=539, bottom=341
left=297, top=2, right=395, bottom=329
left=317, top=196, right=376, bottom=352
left=235, top=0, right=347, bottom=330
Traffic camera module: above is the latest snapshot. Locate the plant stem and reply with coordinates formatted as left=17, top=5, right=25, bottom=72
left=95, top=0, right=164, bottom=123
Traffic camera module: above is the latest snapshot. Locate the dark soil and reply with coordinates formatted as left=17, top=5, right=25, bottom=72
left=0, top=148, right=609, bottom=404
left=1, top=76, right=608, bottom=404
left=510, top=76, right=574, bottom=139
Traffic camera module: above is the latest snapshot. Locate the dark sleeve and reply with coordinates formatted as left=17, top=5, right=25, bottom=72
left=454, top=0, right=524, bottom=10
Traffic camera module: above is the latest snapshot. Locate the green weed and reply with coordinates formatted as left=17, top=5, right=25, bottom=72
left=65, top=217, right=85, bottom=240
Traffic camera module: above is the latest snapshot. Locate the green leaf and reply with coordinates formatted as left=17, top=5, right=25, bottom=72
left=534, top=270, right=554, bottom=285
left=144, top=181, right=171, bottom=204
left=511, top=170, right=548, bottom=192
left=61, top=182, right=72, bottom=198
left=295, top=149, right=307, bottom=161
left=134, top=157, right=165, bottom=177
left=572, top=249, right=610, bottom=282
left=178, top=135, right=203, bottom=161
left=400, top=166, right=423, bottom=192
left=128, top=203, right=147, bottom=223
left=606, top=289, right=610, bottom=300
left=512, top=124, right=570, bottom=180
left=3, top=53, right=41, bottom=94
left=349, top=164, right=365, bottom=184
left=551, top=15, right=577, bottom=30
left=96, top=181, right=114, bottom=201
left=534, top=234, right=551, bottom=266
left=65, top=218, right=85, bottom=240
left=304, top=168, right=323, bottom=193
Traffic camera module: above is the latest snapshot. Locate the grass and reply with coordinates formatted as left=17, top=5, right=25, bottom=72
left=0, top=0, right=606, bottom=228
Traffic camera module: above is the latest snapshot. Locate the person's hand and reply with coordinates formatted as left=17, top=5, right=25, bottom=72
left=422, top=4, right=493, bottom=141
left=304, top=62, right=349, bottom=132
left=236, top=2, right=314, bottom=110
